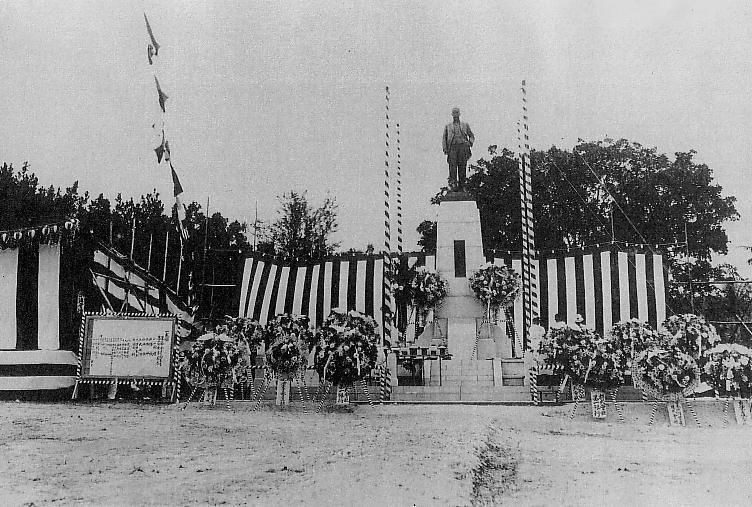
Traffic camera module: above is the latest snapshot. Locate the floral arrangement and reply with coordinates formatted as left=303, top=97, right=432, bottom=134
left=469, top=263, right=521, bottom=310
left=607, top=319, right=662, bottom=373
left=220, top=316, right=264, bottom=349
left=538, top=324, right=623, bottom=390
left=633, top=345, right=700, bottom=399
left=261, top=314, right=317, bottom=352
left=703, top=343, right=752, bottom=398
left=185, top=333, right=240, bottom=387
left=212, top=317, right=264, bottom=384
left=313, top=309, right=380, bottom=386
left=660, top=314, right=720, bottom=359
left=395, top=266, right=448, bottom=311
left=266, top=334, right=307, bottom=379
left=585, top=338, right=626, bottom=391
left=261, top=314, right=316, bottom=378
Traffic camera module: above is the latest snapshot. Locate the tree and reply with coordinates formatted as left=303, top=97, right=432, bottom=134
left=419, top=139, right=738, bottom=261
left=416, top=220, right=436, bottom=254
left=0, top=162, right=86, bottom=229
left=418, top=139, right=739, bottom=321
left=264, top=191, right=339, bottom=261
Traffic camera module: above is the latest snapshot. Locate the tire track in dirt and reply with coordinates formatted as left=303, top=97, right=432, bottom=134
left=470, top=422, right=519, bottom=506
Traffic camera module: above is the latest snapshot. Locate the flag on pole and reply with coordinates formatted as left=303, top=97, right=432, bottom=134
left=170, top=162, right=189, bottom=242
left=144, top=13, right=160, bottom=60
left=154, top=130, right=166, bottom=163
left=155, top=76, right=168, bottom=113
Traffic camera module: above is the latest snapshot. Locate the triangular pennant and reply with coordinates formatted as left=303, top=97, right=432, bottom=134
left=155, top=144, right=164, bottom=164
left=154, top=130, right=166, bottom=163
left=170, top=163, right=189, bottom=243
left=144, top=13, right=160, bottom=56
left=170, top=162, right=184, bottom=197
left=154, top=76, right=168, bottom=113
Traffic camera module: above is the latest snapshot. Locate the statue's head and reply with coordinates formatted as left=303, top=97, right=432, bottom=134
left=451, top=107, right=460, bottom=118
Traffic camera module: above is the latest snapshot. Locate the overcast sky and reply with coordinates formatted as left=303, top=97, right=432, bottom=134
left=1, top=1, right=751, bottom=274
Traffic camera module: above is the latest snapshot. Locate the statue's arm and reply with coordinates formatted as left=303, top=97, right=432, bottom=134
left=466, top=123, right=475, bottom=147
left=442, top=125, right=448, bottom=154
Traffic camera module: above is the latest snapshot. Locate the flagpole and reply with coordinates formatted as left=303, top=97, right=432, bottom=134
left=147, top=233, right=153, bottom=271
left=130, top=212, right=136, bottom=260
left=162, top=227, right=170, bottom=281
left=253, top=200, right=258, bottom=251
left=177, top=236, right=183, bottom=294
left=200, top=196, right=210, bottom=314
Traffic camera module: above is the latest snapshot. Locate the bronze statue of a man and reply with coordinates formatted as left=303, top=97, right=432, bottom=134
left=442, top=107, right=474, bottom=191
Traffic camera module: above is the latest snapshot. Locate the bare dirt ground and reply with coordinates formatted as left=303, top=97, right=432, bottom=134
left=1, top=400, right=752, bottom=506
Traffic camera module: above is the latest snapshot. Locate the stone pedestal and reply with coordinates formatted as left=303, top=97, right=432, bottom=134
left=435, top=192, right=487, bottom=359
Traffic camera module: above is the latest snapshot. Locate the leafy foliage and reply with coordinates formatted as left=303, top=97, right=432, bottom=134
left=262, top=191, right=339, bottom=262
left=422, top=140, right=737, bottom=261
left=0, top=162, right=86, bottom=230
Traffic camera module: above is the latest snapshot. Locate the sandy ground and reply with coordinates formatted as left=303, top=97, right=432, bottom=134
left=1, top=399, right=752, bottom=506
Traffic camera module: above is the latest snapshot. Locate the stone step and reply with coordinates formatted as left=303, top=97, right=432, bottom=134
left=392, top=385, right=529, bottom=402
left=431, top=380, right=495, bottom=387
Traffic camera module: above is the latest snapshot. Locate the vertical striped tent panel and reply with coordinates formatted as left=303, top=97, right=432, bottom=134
left=492, top=248, right=667, bottom=339
left=237, top=252, right=436, bottom=331
left=0, top=242, right=78, bottom=391
left=0, top=248, right=19, bottom=349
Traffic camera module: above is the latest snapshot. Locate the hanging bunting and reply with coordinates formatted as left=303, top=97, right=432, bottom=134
left=154, top=76, right=168, bottom=113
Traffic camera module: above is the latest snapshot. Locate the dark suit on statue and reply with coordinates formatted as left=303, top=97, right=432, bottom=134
left=442, top=120, right=474, bottom=190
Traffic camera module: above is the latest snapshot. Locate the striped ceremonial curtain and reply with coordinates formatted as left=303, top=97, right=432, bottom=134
left=0, top=241, right=78, bottom=391
left=237, top=252, right=434, bottom=329
left=0, top=242, right=70, bottom=351
left=493, top=248, right=668, bottom=342
left=236, top=248, right=667, bottom=342
left=90, top=244, right=194, bottom=337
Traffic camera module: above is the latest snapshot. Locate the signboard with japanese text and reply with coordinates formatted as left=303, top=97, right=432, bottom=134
left=80, top=315, right=175, bottom=379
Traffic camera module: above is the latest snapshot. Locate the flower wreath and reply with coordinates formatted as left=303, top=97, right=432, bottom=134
left=633, top=345, right=700, bottom=400
left=607, top=319, right=662, bottom=374
left=703, top=343, right=752, bottom=398
left=186, top=333, right=240, bottom=388
left=313, top=309, right=380, bottom=386
left=399, top=266, right=448, bottom=311
left=469, top=263, right=521, bottom=311
left=660, top=314, right=720, bottom=360
left=261, top=314, right=315, bottom=379
left=539, top=324, right=623, bottom=390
